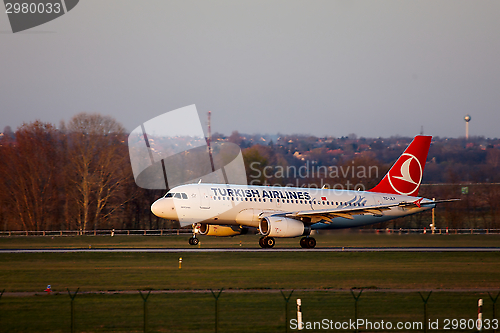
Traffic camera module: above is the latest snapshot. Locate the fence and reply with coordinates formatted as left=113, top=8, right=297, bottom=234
left=360, top=228, right=500, bottom=235
left=1, top=228, right=500, bottom=237
left=1, top=289, right=498, bottom=332
left=0, top=228, right=192, bottom=237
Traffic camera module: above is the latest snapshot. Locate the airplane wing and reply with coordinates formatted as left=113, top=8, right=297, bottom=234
left=272, top=198, right=460, bottom=224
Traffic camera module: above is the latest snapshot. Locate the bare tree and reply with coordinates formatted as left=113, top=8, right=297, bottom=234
left=67, top=113, right=132, bottom=232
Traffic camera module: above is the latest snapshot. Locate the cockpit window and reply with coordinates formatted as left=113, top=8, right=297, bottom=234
left=164, top=192, right=188, bottom=199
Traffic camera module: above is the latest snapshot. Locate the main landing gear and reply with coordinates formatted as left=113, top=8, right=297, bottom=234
left=259, top=236, right=317, bottom=249
left=299, top=237, right=316, bottom=249
left=259, top=236, right=275, bottom=248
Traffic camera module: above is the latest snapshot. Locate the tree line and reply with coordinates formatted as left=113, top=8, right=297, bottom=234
left=1, top=118, right=499, bottom=231
left=0, top=114, right=168, bottom=232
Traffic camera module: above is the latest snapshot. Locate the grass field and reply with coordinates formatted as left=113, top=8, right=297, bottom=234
left=2, top=291, right=498, bottom=332
left=1, top=251, right=499, bottom=292
left=1, top=234, right=499, bottom=332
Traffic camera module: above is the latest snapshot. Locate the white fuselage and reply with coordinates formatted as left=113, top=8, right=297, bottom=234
left=151, top=183, right=433, bottom=231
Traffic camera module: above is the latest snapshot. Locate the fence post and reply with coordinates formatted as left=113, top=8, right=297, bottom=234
left=418, top=291, right=432, bottom=333
left=350, top=289, right=363, bottom=333
left=210, top=288, right=224, bottom=333
left=489, top=292, right=500, bottom=333
left=280, top=289, right=294, bottom=333
left=67, top=288, right=79, bottom=333
left=139, top=290, right=151, bottom=333
left=0, top=289, right=3, bottom=323
left=297, top=299, right=303, bottom=330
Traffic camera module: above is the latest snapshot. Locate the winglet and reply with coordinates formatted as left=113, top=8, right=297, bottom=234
left=369, top=136, right=432, bottom=197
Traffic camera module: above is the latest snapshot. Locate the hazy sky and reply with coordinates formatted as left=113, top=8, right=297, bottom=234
left=1, top=1, right=499, bottom=138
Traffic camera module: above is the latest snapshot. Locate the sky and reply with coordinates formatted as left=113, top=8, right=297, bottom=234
left=1, top=1, right=499, bottom=138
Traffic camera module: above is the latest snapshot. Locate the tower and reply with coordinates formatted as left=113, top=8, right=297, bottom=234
left=464, top=114, right=471, bottom=140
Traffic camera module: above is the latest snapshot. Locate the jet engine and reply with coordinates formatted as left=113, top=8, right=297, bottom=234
left=259, top=216, right=310, bottom=238
left=198, top=224, right=248, bottom=237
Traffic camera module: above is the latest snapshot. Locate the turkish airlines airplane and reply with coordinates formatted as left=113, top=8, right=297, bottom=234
left=151, top=135, right=455, bottom=248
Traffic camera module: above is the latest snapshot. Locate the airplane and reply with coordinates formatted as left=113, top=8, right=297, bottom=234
left=151, top=135, right=457, bottom=248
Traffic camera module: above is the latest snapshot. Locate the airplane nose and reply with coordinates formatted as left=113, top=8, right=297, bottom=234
left=151, top=198, right=177, bottom=220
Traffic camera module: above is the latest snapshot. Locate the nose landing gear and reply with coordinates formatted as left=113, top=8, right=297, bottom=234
left=188, top=223, right=200, bottom=246
left=188, top=236, right=199, bottom=246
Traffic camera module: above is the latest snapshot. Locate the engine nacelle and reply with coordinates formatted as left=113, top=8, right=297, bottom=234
left=259, top=217, right=309, bottom=238
left=198, top=224, right=247, bottom=237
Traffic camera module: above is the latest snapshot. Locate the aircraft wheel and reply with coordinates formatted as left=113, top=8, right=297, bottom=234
left=299, top=237, right=307, bottom=248
left=305, top=237, right=316, bottom=248
left=189, top=237, right=199, bottom=246
left=264, top=237, right=275, bottom=248
left=259, top=236, right=266, bottom=248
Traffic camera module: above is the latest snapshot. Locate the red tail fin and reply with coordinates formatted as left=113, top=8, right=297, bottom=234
left=369, top=136, right=432, bottom=196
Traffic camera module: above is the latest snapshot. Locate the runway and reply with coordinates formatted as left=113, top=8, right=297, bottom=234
left=1, top=247, right=499, bottom=253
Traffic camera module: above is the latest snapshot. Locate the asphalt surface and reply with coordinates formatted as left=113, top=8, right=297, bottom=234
left=1, top=247, right=499, bottom=253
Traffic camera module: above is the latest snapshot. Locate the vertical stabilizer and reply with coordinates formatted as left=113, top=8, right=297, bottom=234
left=369, top=136, right=432, bottom=196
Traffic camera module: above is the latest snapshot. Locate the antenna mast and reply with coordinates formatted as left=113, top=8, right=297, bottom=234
left=208, top=111, right=212, bottom=145
left=207, top=111, right=215, bottom=172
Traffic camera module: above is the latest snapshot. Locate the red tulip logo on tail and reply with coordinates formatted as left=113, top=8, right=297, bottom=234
left=387, top=153, right=422, bottom=196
